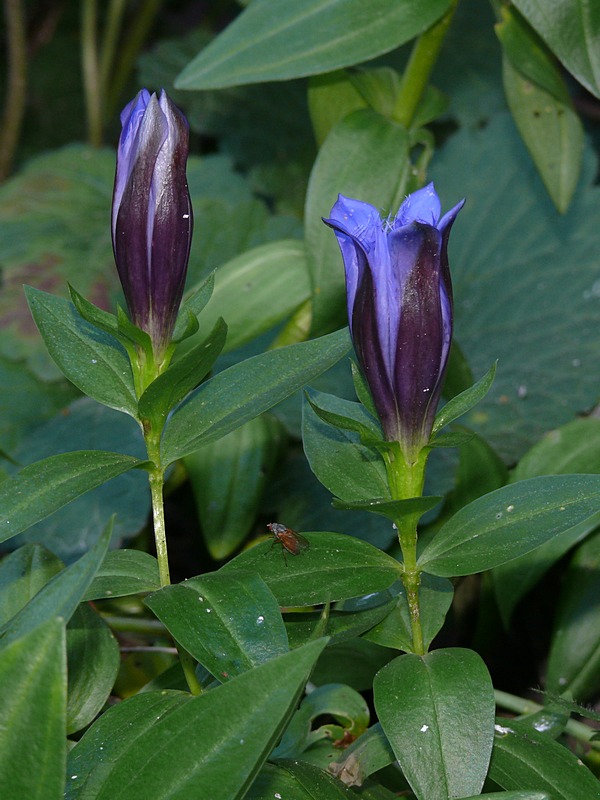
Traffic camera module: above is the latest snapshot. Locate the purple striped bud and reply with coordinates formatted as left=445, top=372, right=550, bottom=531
left=112, top=89, right=192, bottom=359
left=324, top=183, right=464, bottom=461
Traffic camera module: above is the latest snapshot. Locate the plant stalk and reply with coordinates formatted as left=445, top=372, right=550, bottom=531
left=0, top=0, right=27, bottom=181
left=81, top=0, right=103, bottom=146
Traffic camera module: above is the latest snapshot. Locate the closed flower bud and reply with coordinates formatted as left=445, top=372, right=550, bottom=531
left=112, top=88, right=193, bottom=360
left=324, top=183, right=464, bottom=461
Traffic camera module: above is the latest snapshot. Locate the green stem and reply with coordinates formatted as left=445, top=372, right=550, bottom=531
left=385, top=445, right=429, bottom=655
left=102, top=614, right=167, bottom=634
left=0, top=0, right=27, bottom=181
left=99, top=0, right=127, bottom=107
left=392, top=0, right=459, bottom=128
left=149, top=464, right=170, bottom=587
left=494, top=690, right=600, bottom=750
left=105, top=0, right=163, bottom=121
left=81, top=0, right=103, bottom=146
left=269, top=298, right=312, bottom=349
left=179, top=649, right=203, bottom=696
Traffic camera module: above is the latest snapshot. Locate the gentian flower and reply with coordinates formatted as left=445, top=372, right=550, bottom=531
left=112, top=88, right=192, bottom=360
left=324, top=183, right=464, bottom=461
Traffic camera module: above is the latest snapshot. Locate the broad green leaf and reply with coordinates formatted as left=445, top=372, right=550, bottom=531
left=0, top=619, right=66, bottom=800
left=511, top=0, right=600, bottom=98
left=0, top=450, right=141, bottom=544
left=489, top=718, right=600, bottom=799
left=306, top=388, right=382, bottom=440
left=332, top=496, right=442, bottom=523
left=302, top=397, right=390, bottom=502
left=502, top=55, right=583, bottom=214
left=66, top=691, right=192, bottom=799
left=418, top=475, right=600, bottom=577
left=374, top=648, right=495, bottom=799
left=220, top=531, right=401, bottom=607
left=305, top=109, right=410, bottom=333
left=431, top=113, right=600, bottom=461
left=493, top=418, right=600, bottom=623
left=84, top=549, right=160, bottom=601
left=0, top=544, right=63, bottom=626
left=432, top=363, right=497, bottom=435
left=66, top=603, right=119, bottom=734
left=183, top=240, right=312, bottom=355
left=363, top=575, right=454, bottom=653
left=546, top=531, right=600, bottom=700
left=138, top=318, right=228, bottom=427
left=0, top=520, right=112, bottom=647
left=69, top=639, right=327, bottom=800
left=308, top=71, right=366, bottom=147
left=185, top=415, right=285, bottom=560
left=161, top=328, right=351, bottom=464
left=25, top=286, right=137, bottom=416
left=145, top=572, right=289, bottom=681
left=175, top=0, right=453, bottom=89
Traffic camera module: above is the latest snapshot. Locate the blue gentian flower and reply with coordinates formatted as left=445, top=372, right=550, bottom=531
left=112, top=89, right=192, bottom=359
left=324, top=183, right=464, bottom=461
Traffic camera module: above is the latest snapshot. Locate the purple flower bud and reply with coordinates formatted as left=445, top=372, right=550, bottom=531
left=112, top=89, right=193, bottom=358
left=324, top=183, right=464, bottom=460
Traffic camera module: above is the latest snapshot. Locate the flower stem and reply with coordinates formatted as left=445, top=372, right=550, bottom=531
left=0, top=0, right=27, bottom=181
left=392, top=0, right=459, bottom=128
left=148, top=464, right=170, bottom=588
left=385, top=445, right=429, bottom=655
left=81, top=0, right=103, bottom=147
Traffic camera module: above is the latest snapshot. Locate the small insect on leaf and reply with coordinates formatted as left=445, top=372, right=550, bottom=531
left=267, top=522, right=310, bottom=558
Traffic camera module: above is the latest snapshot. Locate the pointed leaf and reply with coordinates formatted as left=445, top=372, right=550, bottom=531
left=175, top=0, right=454, bottom=89
left=0, top=544, right=63, bottom=626
left=161, top=328, right=351, bottom=464
left=69, top=640, right=327, bottom=800
left=0, top=519, right=112, bottom=647
left=432, top=362, right=497, bottom=435
left=0, top=450, right=143, bottom=543
left=418, top=475, right=600, bottom=576
left=25, top=286, right=137, bottom=416
left=84, top=549, right=160, bottom=601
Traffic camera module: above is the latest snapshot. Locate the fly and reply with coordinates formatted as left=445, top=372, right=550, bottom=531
left=267, top=522, right=309, bottom=563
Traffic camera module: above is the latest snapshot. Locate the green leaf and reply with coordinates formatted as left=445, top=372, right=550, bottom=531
left=418, top=475, right=600, bottom=577
left=174, top=0, right=454, bottom=89
left=305, top=109, right=410, bottom=333
left=332, top=496, right=442, bottom=523
left=511, top=0, right=600, bottom=99
left=432, top=363, right=497, bottom=435
left=0, top=519, right=112, bottom=647
left=220, top=531, right=402, bottom=607
left=312, top=637, right=395, bottom=693
left=0, top=450, right=142, bottom=544
left=185, top=415, right=285, bottom=560
left=489, top=717, right=600, bottom=798
left=145, top=572, right=289, bottom=681
left=302, top=396, right=391, bottom=502
left=493, top=418, right=600, bottom=623
left=308, top=70, right=367, bottom=147
left=69, top=640, right=327, bottom=800
left=84, top=549, right=160, bottom=601
left=183, top=240, right=311, bottom=355
left=546, top=531, right=600, bottom=700
left=138, top=318, right=228, bottom=426
left=68, top=284, right=119, bottom=337
left=25, top=286, right=137, bottom=416
left=363, top=575, right=454, bottom=653
left=161, top=328, right=351, bottom=464
left=66, top=603, right=119, bottom=734
left=285, top=598, right=397, bottom=649
left=502, top=55, right=583, bottom=214
left=374, top=648, right=495, bottom=799
left=306, top=388, right=381, bottom=441
left=249, top=761, right=359, bottom=798
left=66, top=691, right=192, bottom=799
left=0, top=619, right=66, bottom=800
left=462, top=793, right=549, bottom=800
left=172, top=271, right=215, bottom=342
left=0, top=544, right=63, bottom=626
